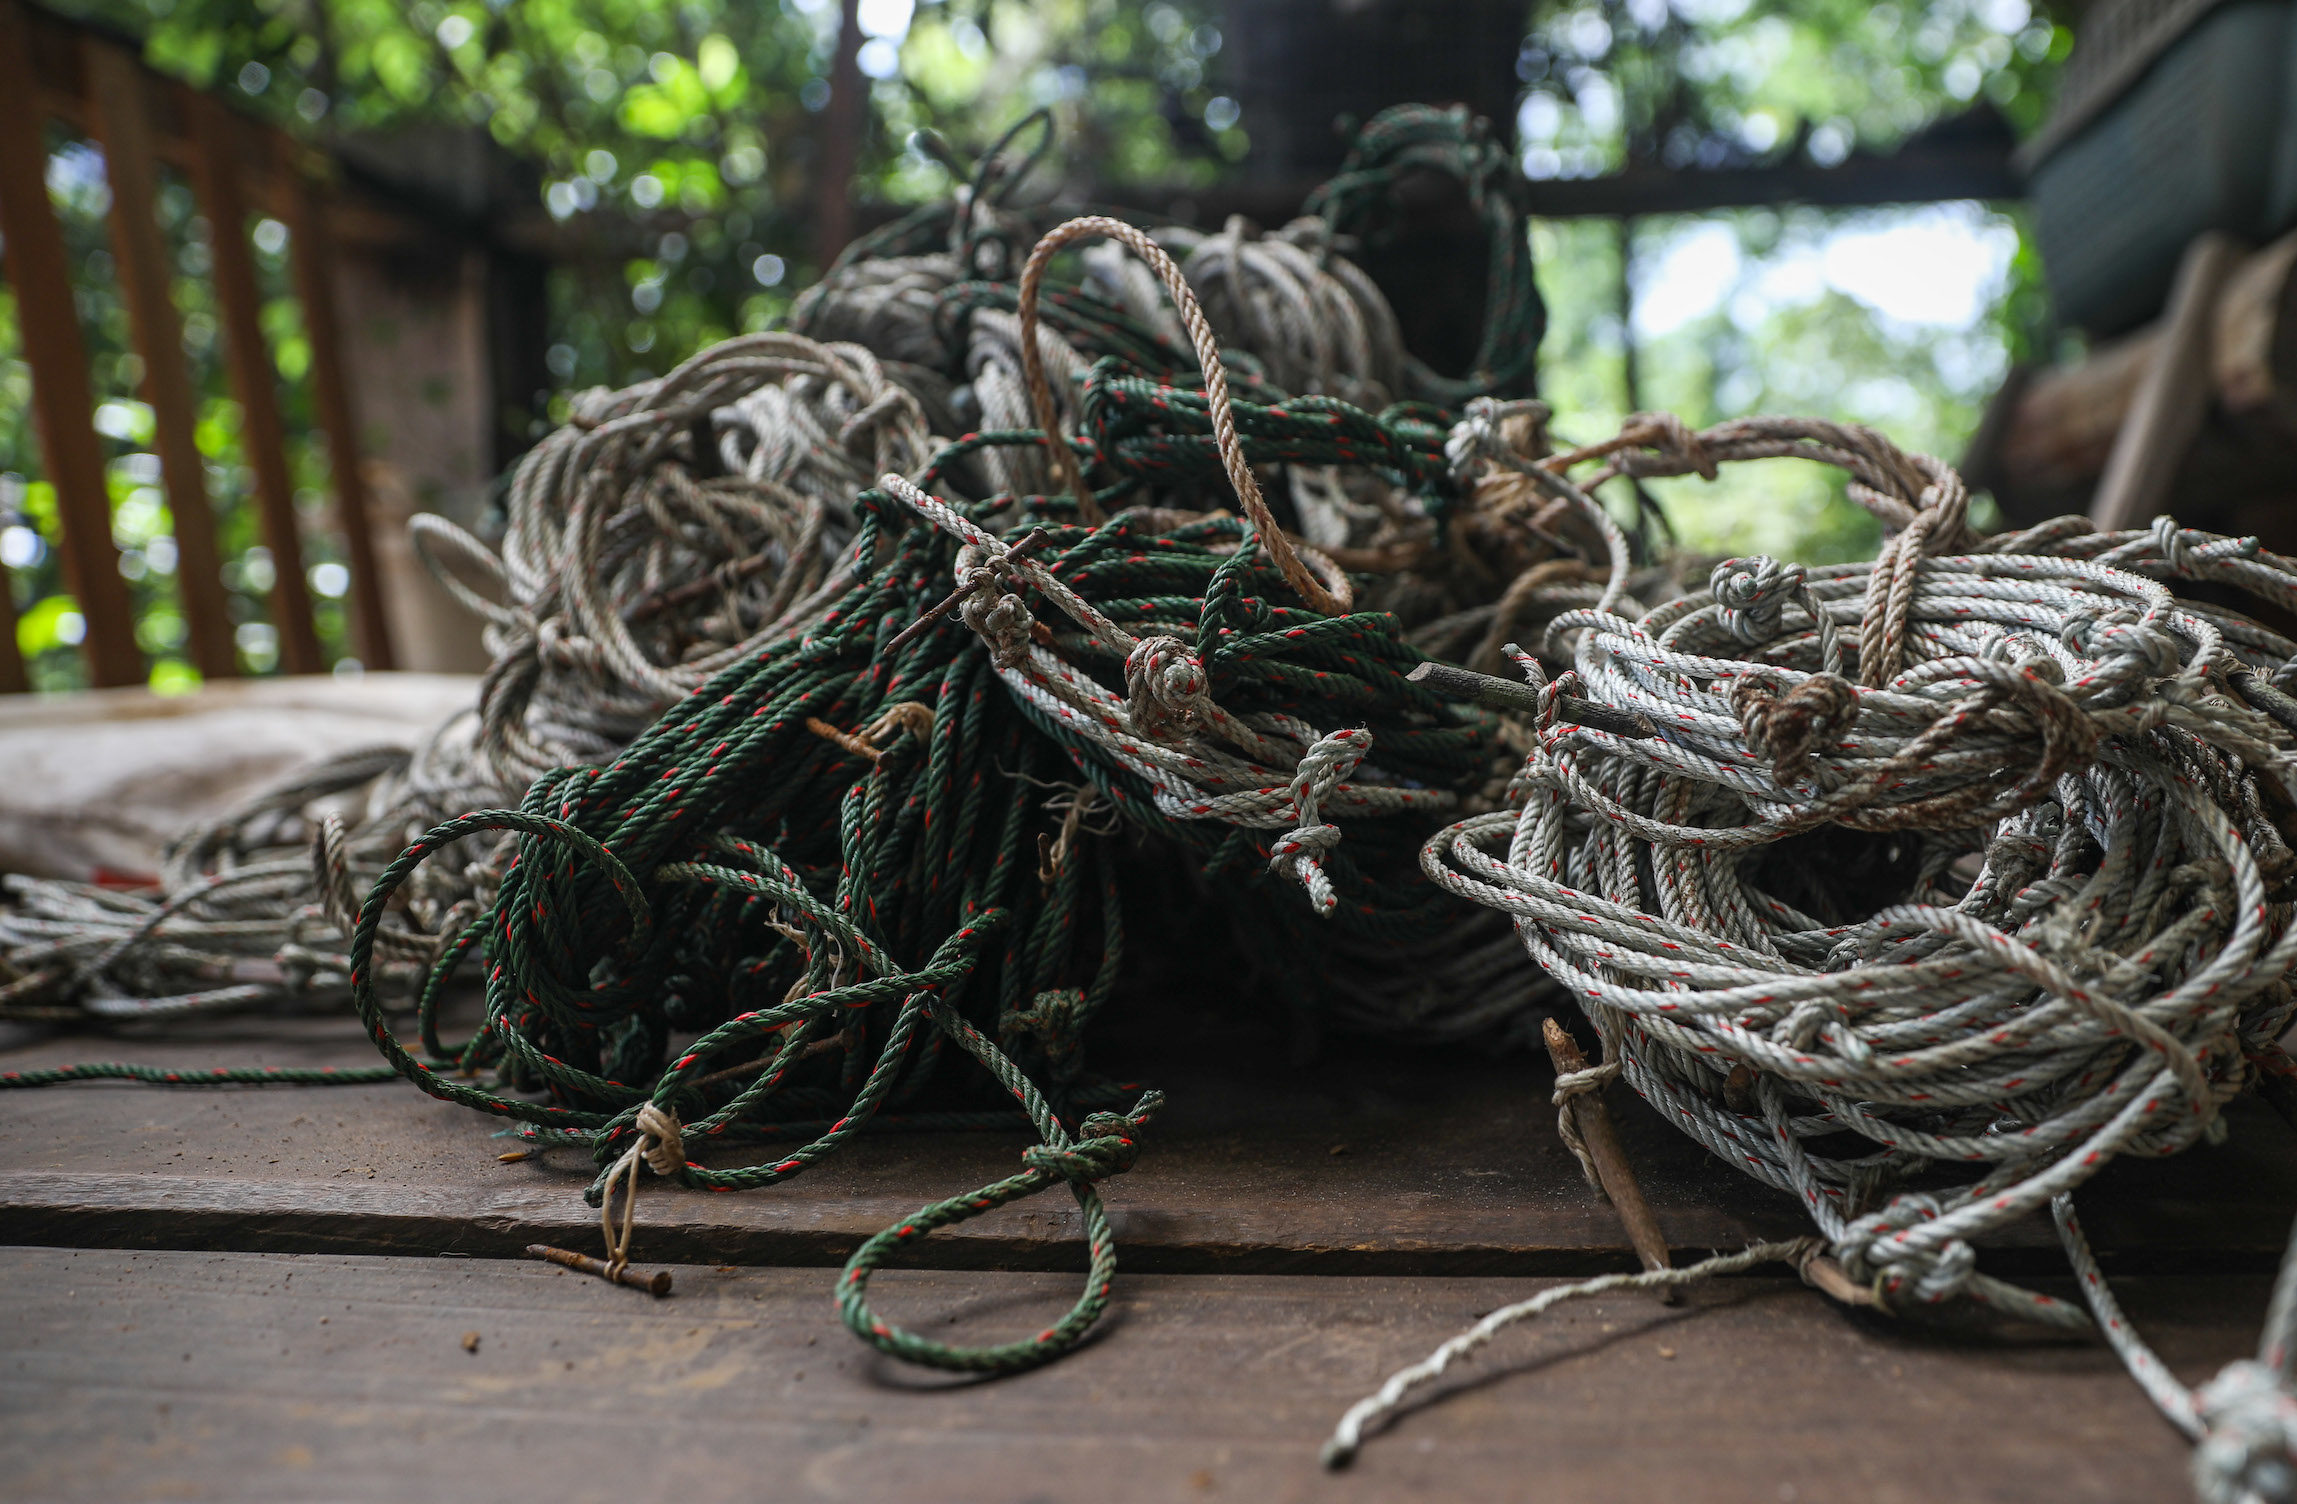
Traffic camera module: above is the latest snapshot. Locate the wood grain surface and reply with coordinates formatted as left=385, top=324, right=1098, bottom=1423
left=6, top=1005, right=2295, bottom=1276
left=0, top=1246, right=2262, bottom=1504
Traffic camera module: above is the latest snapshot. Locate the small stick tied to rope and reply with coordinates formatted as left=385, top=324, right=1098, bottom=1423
left=1541, top=1016, right=1673, bottom=1297
left=523, top=1101, right=682, bottom=1298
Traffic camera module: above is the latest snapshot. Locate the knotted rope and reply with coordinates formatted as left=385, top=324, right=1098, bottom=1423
left=600, top=1101, right=684, bottom=1278
left=1393, top=409, right=2297, bottom=1493
left=1549, top=1050, right=1622, bottom=1193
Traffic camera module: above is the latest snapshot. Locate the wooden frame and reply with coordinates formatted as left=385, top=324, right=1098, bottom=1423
left=0, top=0, right=396, bottom=690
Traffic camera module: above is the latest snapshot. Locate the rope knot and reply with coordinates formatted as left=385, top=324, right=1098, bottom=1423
left=1838, top=1193, right=1976, bottom=1307
left=1020, top=1091, right=1164, bottom=1184
left=2063, top=608, right=2183, bottom=680
left=1710, top=555, right=1807, bottom=646
left=1001, top=986, right=1090, bottom=1086
left=955, top=559, right=1036, bottom=670
left=1269, top=728, right=1373, bottom=914
left=1444, top=396, right=1550, bottom=486
left=1730, top=672, right=1858, bottom=784
left=1021, top=1132, right=1142, bottom=1183
left=1551, top=1057, right=1622, bottom=1193
left=2145, top=514, right=2261, bottom=575
left=1627, top=409, right=1717, bottom=480
left=633, top=1101, right=685, bottom=1178
left=1125, top=634, right=1214, bottom=741
left=2191, top=1359, right=2297, bottom=1504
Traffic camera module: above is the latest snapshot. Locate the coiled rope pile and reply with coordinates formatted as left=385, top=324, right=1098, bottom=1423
left=2, top=106, right=1583, bottom=1369
left=1329, top=412, right=2297, bottom=1500
left=0, top=333, right=934, bottom=1025
left=0, top=104, right=1550, bottom=1042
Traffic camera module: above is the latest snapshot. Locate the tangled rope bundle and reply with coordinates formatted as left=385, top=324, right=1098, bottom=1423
left=1, top=104, right=1546, bottom=1037
left=0, top=333, right=933, bottom=1030
left=307, top=209, right=1531, bottom=1375
left=1347, top=411, right=2297, bottom=1495
left=3, top=97, right=1570, bottom=1385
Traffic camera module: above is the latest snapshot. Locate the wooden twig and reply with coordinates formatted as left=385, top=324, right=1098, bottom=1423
left=526, top=1242, right=674, bottom=1297
left=1406, top=661, right=1659, bottom=738
left=1542, top=1017, right=1676, bottom=1299
left=885, top=527, right=1050, bottom=657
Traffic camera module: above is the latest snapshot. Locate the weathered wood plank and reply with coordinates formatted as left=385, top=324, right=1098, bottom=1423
left=184, top=90, right=323, bottom=677
left=81, top=38, right=238, bottom=682
left=276, top=148, right=394, bottom=671
left=3, top=1009, right=2293, bottom=1274
left=0, top=1246, right=2251, bottom=1503
left=0, top=0, right=141, bottom=689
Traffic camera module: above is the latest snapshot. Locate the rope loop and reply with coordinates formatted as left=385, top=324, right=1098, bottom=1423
left=1014, top=214, right=1345, bottom=613
left=837, top=1090, right=1164, bottom=1375
left=599, top=1101, right=685, bottom=1278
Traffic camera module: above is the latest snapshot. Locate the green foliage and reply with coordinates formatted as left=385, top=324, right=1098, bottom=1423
left=45, top=0, right=1228, bottom=397
left=0, top=123, right=352, bottom=691
left=1520, top=0, right=2066, bottom=563
left=1, top=0, right=2073, bottom=688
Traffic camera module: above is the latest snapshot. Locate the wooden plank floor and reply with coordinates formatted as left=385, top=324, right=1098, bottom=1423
left=4, top=994, right=2294, bottom=1501
left=0, top=1248, right=2263, bottom=1504
left=6, top=1008, right=2295, bottom=1274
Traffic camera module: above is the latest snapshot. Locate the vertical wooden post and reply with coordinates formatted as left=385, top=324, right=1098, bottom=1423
left=813, top=0, right=865, bottom=271
left=278, top=151, right=394, bottom=669
left=0, top=0, right=143, bottom=688
left=0, top=523, right=24, bottom=693
left=2090, top=232, right=2246, bottom=533
left=184, top=90, right=323, bottom=675
left=83, top=42, right=238, bottom=681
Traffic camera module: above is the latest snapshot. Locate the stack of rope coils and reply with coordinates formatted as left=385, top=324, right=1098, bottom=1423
left=1333, top=409, right=2297, bottom=1498
left=1, top=111, right=1588, bottom=1367
left=329, top=214, right=1523, bottom=1375
left=0, top=104, right=1564, bottom=1035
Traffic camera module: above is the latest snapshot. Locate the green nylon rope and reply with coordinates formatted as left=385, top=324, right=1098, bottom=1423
left=2, top=388, right=1508, bottom=1373
left=2, top=104, right=1543, bottom=1375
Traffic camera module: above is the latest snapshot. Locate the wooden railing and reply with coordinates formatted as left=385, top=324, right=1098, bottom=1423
left=0, top=0, right=393, bottom=691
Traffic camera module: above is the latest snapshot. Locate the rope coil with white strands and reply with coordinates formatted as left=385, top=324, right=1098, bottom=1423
left=0, top=332, right=932, bottom=1025
left=1337, top=408, right=2297, bottom=1497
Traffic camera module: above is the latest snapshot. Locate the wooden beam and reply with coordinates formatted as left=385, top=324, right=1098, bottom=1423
left=0, top=547, right=25, bottom=694
left=277, top=151, right=395, bottom=669
left=0, top=0, right=143, bottom=688
left=2090, top=232, right=2246, bottom=532
left=82, top=39, right=238, bottom=681
left=185, top=90, right=323, bottom=676
left=1076, top=132, right=2024, bottom=234
left=813, top=0, right=865, bottom=268
left=1517, top=139, right=2022, bottom=218
left=0, top=1249, right=2259, bottom=1503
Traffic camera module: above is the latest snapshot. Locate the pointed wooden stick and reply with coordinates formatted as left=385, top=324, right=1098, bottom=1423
left=1543, top=1017, right=1676, bottom=1300
left=526, top=1243, right=674, bottom=1297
